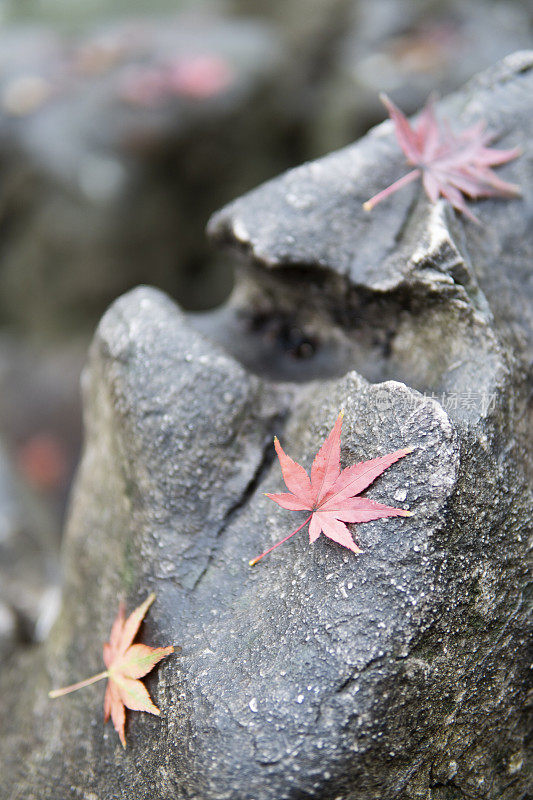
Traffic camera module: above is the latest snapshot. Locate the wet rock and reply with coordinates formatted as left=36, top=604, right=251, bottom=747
left=0, top=11, right=288, bottom=332
left=205, top=52, right=533, bottom=797
left=1, top=53, right=532, bottom=799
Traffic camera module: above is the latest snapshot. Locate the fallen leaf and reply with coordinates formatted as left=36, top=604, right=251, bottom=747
left=49, top=593, right=174, bottom=747
left=119, top=55, right=233, bottom=106
left=166, top=55, right=234, bottom=99
left=249, top=411, right=412, bottom=566
left=363, top=93, right=521, bottom=223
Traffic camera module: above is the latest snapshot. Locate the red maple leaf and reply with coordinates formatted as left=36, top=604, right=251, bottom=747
left=49, top=593, right=174, bottom=747
left=363, top=93, right=521, bottom=223
left=249, top=412, right=412, bottom=566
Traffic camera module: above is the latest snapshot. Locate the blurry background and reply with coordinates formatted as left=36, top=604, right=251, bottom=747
left=0, top=0, right=532, bottom=647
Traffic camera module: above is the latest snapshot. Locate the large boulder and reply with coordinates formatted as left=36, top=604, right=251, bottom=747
left=1, top=53, right=531, bottom=799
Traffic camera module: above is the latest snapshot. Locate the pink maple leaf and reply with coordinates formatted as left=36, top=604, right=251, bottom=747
left=48, top=593, right=174, bottom=748
left=119, top=55, right=233, bottom=107
left=363, top=93, right=521, bottom=223
left=249, top=411, right=413, bottom=566
left=166, top=55, right=233, bottom=99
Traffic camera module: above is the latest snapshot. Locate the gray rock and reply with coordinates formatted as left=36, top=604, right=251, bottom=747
left=208, top=52, right=533, bottom=396
left=0, top=11, right=288, bottom=332
left=1, top=53, right=532, bottom=799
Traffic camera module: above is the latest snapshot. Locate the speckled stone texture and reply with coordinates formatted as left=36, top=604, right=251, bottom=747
left=1, top=53, right=531, bottom=799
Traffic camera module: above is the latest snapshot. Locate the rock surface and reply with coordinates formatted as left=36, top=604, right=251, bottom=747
left=1, top=54, right=532, bottom=799
left=208, top=52, right=533, bottom=403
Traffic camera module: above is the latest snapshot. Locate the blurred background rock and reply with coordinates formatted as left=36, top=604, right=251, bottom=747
left=0, top=0, right=531, bottom=650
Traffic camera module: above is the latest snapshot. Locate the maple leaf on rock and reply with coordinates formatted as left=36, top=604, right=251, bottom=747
left=49, top=593, right=174, bottom=747
left=249, top=411, right=413, bottom=566
left=363, top=93, right=521, bottom=223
